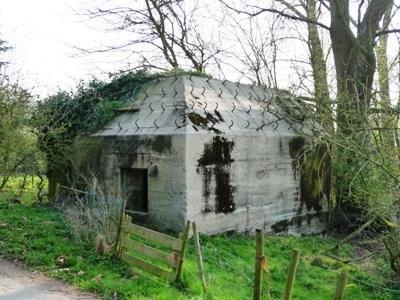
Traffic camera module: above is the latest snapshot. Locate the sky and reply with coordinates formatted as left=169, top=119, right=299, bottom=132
left=0, top=0, right=131, bottom=97
left=0, top=0, right=318, bottom=97
left=0, top=0, right=399, bottom=100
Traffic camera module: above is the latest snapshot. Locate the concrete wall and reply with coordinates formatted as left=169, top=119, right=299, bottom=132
left=92, top=131, right=327, bottom=235
left=99, top=134, right=187, bottom=231
left=185, top=133, right=327, bottom=235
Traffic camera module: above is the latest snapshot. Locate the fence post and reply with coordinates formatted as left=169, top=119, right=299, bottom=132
left=333, top=272, right=348, bottom=300
left=192, top=222, right=207, bottom=293
left=115, top=199, right=127, bottom=254
left=253, top=229, right=264, bottom=300
left=175, top=220, right=191, bottom=281
left=283, top=249, right=300, bottom=300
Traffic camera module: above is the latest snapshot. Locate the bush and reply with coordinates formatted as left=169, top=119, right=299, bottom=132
left=59, top=175, right=123, bottom=248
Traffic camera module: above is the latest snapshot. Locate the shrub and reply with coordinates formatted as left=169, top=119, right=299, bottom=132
left=58, top=175, right=123, bottom=249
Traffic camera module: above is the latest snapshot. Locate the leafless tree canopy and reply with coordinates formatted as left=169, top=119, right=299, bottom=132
left=83, top=0, right=222, bottom=72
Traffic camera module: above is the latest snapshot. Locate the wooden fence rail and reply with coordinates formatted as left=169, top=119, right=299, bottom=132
left=118, top=221, right=350, bottom=298
left=118, top=214, right=191, bottom=282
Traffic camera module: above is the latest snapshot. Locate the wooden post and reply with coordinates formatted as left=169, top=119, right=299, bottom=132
left=333, top=272, right=348, bottom=300
left=175, top=220, right=191, bottom=281
left=118, top=214, right=132, bottom=258
left=253, top=229, right=264, bottom=300
left=115, top=199, right=127, bottom=254
left=283, top=249, right=300, bottom=300
left=192, top=222, right=207, bottom=292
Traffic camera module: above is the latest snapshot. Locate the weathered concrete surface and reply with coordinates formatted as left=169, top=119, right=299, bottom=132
left=94, top=75, right=315, bottom=137
left=91, top=75, right=327, bottom=235
left=0, top=260, right=98, bottom=300
left=99, top=135, right=187, bottom=231
left=186, top=134, right=327, bottom=235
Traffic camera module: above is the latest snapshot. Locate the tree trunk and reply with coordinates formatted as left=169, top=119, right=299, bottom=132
left=47, top=176, right=57, bottom=203
left=47, top=169, right=63, bottom=203
left=306, top=0, right=333, bottom=224
left=397, top=43, right=400, bottom=160
left=0, top=176, right=10, bottom=191
left=376, top=2, right=394, bottom=146
left=330, top=0, right=391, bottom=230
left=306, top=0, right=333, bottom=134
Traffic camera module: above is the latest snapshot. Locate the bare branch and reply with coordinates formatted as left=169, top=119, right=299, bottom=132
left=220, top=0, right=331, bottom=31
left=376, top=29, right=400, bottom=37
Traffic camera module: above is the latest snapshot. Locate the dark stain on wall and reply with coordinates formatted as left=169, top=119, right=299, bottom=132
left=288, top=137, right=306, bottom=180
left=289, top=136, right=328, bottom=227
left=188, top=112, right=208, bottom=128
left=187, top=112, right=222, bottom=134
left=291, top=212, right=327, bottom=228
left=279, top=138, right=284, bottom=153
left=198, top=136, right=234, bottom=165
left=271, top=219, right=289, bottom=233
left=197, top=136, right=235, bottom=214
left=151, top=135, right=172, bottom=154
left=205, top=112, right=219, bottom=124
left=112, top=136, right=172, bottom=156
left=214, top=109, right=224, bottom=122
left=112, top=137, right=144, bottom=154
left=214, top=168, right=234, bottom=213
left=118, top=153, right=138, bottom=168
left=202, top=168, right=213, bottom=213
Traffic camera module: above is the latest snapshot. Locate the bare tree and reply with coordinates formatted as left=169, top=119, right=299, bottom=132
left=83, top=0, right=222, bottom=72
left=327, top=1, right=396, bottom=223
left=222, top=0, right=333, bottom=130
left=221, top=0, right=334, bottom=223
left=221, top=7, right=281, bottom=87
left=223, top=0, right=400, bottom=227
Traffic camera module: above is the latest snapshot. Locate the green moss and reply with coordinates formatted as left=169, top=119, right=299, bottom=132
left=169, top=69, right=209, bottom=78
left=289, top=138, right=331, bottom=225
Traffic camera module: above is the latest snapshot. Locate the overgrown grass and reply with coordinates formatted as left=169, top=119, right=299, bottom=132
left=0, top=201, right=399, bottom=299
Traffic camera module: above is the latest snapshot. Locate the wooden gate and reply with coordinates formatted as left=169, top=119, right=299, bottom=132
left=117, top=214, right=191, bottom=282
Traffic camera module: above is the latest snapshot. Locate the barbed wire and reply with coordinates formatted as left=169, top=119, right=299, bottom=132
left=184, top=234, right=400, bottom=300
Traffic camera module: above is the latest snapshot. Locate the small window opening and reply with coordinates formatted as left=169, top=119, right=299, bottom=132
left=121, top=168, right=148, bottom=213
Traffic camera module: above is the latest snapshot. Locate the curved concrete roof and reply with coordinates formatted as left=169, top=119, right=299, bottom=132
left=94, top=75, right=314, bottom=137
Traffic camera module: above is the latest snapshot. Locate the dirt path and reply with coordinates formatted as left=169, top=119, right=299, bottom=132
left=0, top=260, right=99, bottom=300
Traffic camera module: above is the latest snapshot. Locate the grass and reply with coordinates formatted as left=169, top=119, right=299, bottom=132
left=0, top=175, right=48, bottom=204
left=0, top=200, right=399, bottom=299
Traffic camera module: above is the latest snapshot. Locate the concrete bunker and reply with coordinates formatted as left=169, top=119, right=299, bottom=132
left=89, top=75, right=328, bottom=235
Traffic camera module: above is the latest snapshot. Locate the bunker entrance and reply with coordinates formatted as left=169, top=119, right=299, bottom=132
left=121, top=168, right=148, bottom=214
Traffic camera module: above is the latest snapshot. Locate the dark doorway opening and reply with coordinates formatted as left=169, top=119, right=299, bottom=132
left=121, top=168, right=148, bottom=213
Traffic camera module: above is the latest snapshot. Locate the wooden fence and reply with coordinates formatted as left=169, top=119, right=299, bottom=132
left=117, top=214, right=349, bottom=298
left=117, top=214, right=191, bottom=283
left=253, top=229, right=348, bottom=300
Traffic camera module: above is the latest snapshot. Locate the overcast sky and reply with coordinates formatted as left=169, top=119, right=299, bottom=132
left=1, top=0, right=399, bottom=100
left=0, top=0, right=131, bottom=97
left=0, top=0, right=318, bottom=97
